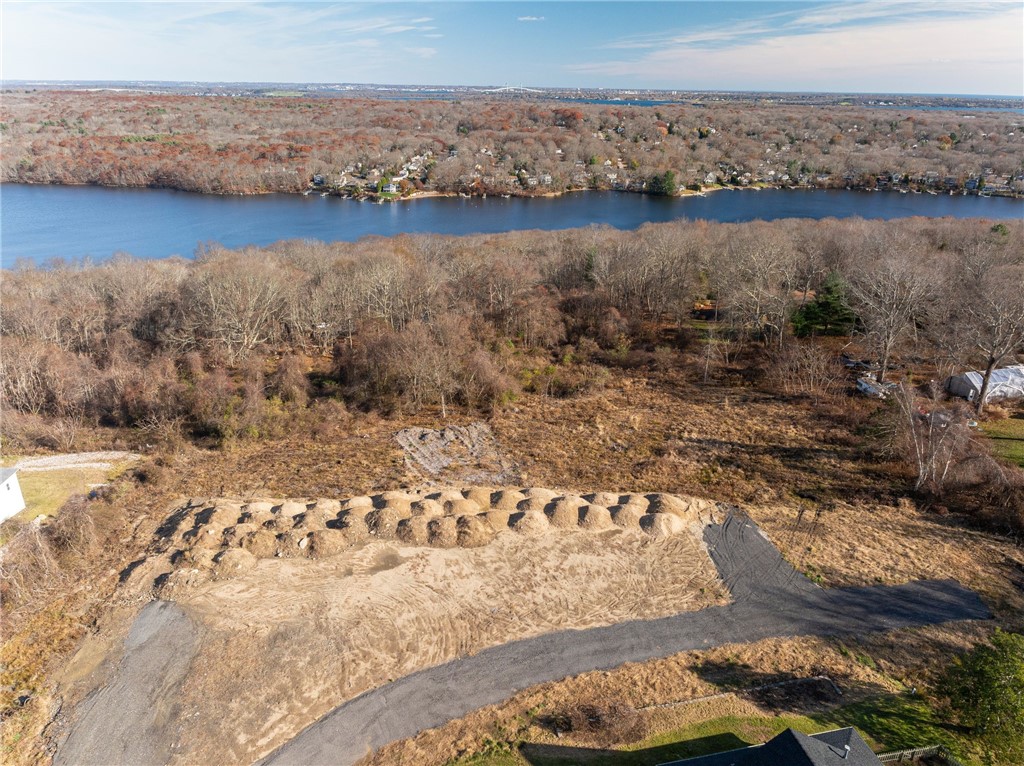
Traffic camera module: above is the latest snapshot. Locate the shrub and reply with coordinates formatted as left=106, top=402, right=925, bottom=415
left=939, top=629, right=1024, bottom=759
left=539, top=701, right=645, bottom=746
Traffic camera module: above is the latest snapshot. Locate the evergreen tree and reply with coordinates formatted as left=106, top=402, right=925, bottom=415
left=791, top=272, right=857, bottom=337
left=647, top=170, right=677, bottom=196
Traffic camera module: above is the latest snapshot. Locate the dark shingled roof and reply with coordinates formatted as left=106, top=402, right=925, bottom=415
left=658, top=727, right=883, bottom=766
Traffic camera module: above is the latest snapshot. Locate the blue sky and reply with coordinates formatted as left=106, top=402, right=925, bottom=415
left=2, top=1, right=1021, bottom=95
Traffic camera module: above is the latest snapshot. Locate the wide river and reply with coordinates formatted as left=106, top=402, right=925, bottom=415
left=1, top=183, right=1020, bottom=266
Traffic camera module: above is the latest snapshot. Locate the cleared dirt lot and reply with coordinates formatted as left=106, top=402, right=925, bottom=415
left=70, top=487, right=725, bottom=765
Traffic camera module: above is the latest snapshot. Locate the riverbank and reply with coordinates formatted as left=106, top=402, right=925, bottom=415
left=4, top=177, right=1020, bottom=203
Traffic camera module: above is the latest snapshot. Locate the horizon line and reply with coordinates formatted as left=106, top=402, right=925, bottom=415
left=3, top=79, right=1021, bottom=100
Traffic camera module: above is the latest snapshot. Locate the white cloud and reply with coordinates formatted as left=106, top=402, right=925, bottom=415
left=404, top=47, right=438, bottom=59
left=517, top=16, right=545, bottom=23
left=570, top=5, right=1024, bottom=94
left=0, top=2, right=444, bottom=82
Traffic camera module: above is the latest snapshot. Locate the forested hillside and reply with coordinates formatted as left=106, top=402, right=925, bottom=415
left=2, top=91, right=1021, bottom=196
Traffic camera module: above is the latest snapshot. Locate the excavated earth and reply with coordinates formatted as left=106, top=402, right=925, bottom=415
left=55, top=486, right=727, bottom=765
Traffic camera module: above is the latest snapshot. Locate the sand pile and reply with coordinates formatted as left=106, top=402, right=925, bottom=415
left=154, top=487, right=718, bottom=587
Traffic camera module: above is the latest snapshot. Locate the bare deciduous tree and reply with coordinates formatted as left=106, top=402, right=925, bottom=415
left=847, top=233, right=934, bottom=382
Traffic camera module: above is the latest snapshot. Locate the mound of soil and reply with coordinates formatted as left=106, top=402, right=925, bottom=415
left=240, top=529, right=279, bottom=558
left=546, top=497, right=585, bottom=529
left=222, top=523, right=257, bottom=547
left=212, top=548, right=257, bottom=578
left=462, top=487, right=495, bottom=508
left=196, top=505, right=244, bottom=527
left=274, top=531, right=307, bottom=557
left=365, top=508, right=401, bottom=539
left=410, top=499, right=445, bottom=518
left=243, top=501, right=275, bottom=515
left=511, top=510, right=551, bottom=536
left=639, top=513, right=685, bottom=538
left=584, top=492, right=623, bottom=508
left=239, top=509, right=274, bottom=527
left=341, top=496, right=374, bottom=511
left=293, top=509, right=333, bottom=532
left=428, top=517, right=459, bottom=548
left=306, top=529, right=349, bottom=558
left=609, top=505, right=645, bottom=529
left=579, top=505, right=614, bottom=530
left=457, top=515, right=495, bottom=548
left=425, top=490, right=465, bottom=504
left=377, top=490, right=416, bottom=509
left=338, top=513, right=371, bottom=543
left=646, top=494, right=692, bottom=518
left=397, top=516, right=430, bottom=545
left=491, top=489, right=527, bottom=511
left=515, top=496, right=550, bottom=512
left=482, top=509, right=514, bottom=531
left=310, top=498, right=342, bottom=514
left=621, top=494, right=650, bottom=510
left=445, top=498, right=483, bottom=516
left=274, top=501, right=309, bottom=518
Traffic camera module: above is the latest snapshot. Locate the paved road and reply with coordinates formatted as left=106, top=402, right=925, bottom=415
left=261, top=514, right=991, bottom=765
left=54, top=601, right=199, bottom=766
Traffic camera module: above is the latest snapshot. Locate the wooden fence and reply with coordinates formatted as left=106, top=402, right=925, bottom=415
left=878, top=744, right=966, bottom=765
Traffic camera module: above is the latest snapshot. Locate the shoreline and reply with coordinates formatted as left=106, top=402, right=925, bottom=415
left=3, top=178, right=1020, bottom=202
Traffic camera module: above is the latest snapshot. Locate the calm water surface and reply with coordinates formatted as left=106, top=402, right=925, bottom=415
left=1, top=183, right=1021, bottom=266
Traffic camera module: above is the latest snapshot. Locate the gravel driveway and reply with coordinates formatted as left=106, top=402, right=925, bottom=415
left=14, top=451, right=140, bottom=472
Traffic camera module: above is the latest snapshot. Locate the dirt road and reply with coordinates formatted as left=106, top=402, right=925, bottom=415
left=261, top=513, right=990, bottom=765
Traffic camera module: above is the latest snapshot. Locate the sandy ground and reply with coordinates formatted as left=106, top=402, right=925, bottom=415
left=123, top=495, right=725, bottom=765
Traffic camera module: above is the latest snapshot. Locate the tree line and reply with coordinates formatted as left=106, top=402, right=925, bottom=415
left=1, top=215, right=1023, bottom=535
left=2, top=215, right=1020, bottom=432
left=2, top=91, right=1021, bottom=196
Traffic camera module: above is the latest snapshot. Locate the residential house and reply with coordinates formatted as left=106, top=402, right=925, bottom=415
left=0, top=467, right=26, bottom=523
left=657, top=727, right=883, bottom=766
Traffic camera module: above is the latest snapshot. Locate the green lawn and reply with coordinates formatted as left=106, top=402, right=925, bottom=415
left=15, top=467, right=109, bottom=519
left=980, top=416, right=1024, bottom=467
left=449, top=693, right=991, bottom=766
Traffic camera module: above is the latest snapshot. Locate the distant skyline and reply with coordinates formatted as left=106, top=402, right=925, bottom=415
left=2, top=1, right=1022, bottom=96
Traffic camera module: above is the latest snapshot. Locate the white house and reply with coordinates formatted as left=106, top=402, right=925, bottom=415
left=0, top=468, right=26, bottom=523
